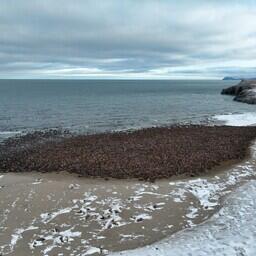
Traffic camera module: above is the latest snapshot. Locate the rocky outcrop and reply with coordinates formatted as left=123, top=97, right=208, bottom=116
left=221, top=80, right=256, bottom=104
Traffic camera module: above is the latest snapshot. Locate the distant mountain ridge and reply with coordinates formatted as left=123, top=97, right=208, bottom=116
left=223, top=77, right=256, bottom=81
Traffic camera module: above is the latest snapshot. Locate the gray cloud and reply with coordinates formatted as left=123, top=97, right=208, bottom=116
left=1, top=0, right=256, bottom=79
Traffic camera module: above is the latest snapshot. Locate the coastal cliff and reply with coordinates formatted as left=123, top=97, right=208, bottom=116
left=221, top=80, right=256, bottom=104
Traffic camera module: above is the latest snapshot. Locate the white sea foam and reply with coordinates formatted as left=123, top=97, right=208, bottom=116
left=0, top=131, right=22, bottom=138
left=0, top=131, right=21, bottom=135
left=111, top=181, right=256, bottom=256
left=83, top=246, right=101, bottom=255
left=214, top=112, right=256, bottom=126
left=40, top=207, right=73, bottom=224
left=186, top=206, right=199, bottom=219
left=10, top=226, right=38, bottom=250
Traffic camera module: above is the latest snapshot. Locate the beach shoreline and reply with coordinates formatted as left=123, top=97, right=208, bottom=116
left=1, top=141, right=256, bottom=255
left=1, top=125, right=256, bottom=255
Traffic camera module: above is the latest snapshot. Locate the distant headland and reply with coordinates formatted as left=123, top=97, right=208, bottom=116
left=221, top=79, right=256, bottom=104
left=223, top=77, right=256, bottom=81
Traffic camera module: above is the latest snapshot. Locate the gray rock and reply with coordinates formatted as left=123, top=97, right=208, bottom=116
left=221, top=80, right=256, bottom=104
left=234, top=89, right=256, bottom=104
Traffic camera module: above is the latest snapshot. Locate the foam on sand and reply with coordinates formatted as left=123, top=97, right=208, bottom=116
left=0, top=131, right=22, bottom=139
left=214, top=112, right=256, bottom=126
left=111, top=180, right=256, bottom=256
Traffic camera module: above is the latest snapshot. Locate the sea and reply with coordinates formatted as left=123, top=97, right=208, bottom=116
left=0, top=79, right=255, bottom=141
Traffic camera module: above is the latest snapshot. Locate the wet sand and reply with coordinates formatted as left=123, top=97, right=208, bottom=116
left=1, top=141, right=256, bottom=255
left=111, top=180, right=256, bottom=256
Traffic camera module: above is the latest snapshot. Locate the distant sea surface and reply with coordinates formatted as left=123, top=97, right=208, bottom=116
left=0, top=79, right=255, bottom=140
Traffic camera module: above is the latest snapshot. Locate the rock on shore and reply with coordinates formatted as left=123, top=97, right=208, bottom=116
left=221, top=80, right=256, bottom=104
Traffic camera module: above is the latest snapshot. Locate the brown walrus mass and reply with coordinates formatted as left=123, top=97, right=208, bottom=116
left=1, top=125, right=256, bottom=181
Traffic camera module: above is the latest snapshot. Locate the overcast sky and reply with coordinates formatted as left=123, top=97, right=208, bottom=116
left=1, top=0, right=256, bottom=79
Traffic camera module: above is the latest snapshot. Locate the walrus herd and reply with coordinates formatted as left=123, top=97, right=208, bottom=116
left=0, top=125, right=256, bottom=181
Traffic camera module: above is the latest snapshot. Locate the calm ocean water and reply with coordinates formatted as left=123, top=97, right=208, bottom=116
left=0, top=79, right=255, bottom=140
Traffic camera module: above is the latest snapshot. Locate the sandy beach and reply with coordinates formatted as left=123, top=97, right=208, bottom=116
left=1, top=139, right=256, bottom=255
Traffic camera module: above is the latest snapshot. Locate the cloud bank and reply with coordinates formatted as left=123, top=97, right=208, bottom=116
left=1, top=0, right=256, bottom=79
